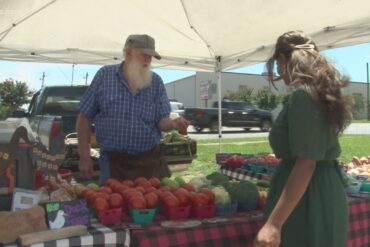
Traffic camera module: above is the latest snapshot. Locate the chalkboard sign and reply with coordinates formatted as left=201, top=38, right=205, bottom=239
left=45, top=199, right=90, bottom=229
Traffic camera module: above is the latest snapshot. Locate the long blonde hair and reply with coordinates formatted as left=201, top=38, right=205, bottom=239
left=266, top=30, right=352, bottom=134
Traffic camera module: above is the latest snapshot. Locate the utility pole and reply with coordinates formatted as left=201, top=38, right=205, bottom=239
left=367, top=63, right=369, bottom=121
left=83, top=72, right=89, bottom=85
left=40, top=72, right=46, bottom=88
left=71, top=64, right=76, bottom=86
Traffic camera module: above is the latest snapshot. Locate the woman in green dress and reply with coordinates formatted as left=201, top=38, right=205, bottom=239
left=254, top=31, right=352, bottom=247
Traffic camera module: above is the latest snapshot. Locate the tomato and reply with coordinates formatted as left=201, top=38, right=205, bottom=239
left=137, top=181, right=152, bottom=188
left=134, top=186, right=146, bottom=194
left=199, top=188, right=215, bottom=204
left=121, top=179, right=134, bottom=187
left=148, top=177, right=161, bottom=188
left=134, top=176, right=148, bottom=186
left=159, top=185, right=171, bottom=192
left=108, top=193, right=124, bottom=209
left=85, top=190, right=98, bottom=204
left=105, top=178, right=121, bottom=188
left=162, top=194, right=180, bottom=208
left=191, top=193, right=209, bottom=207
left=144, top=192, right=159, bottom=208
left=98, top=186, right=112, bottom=194
left=129, top=196, right=147, bottom=209
left=145, top=186, right=157, bottom=194
left=93, top=197, right=109, bottom=212
left=96, top=192, right=110, bottom=201
left=125, top=190, right=143, bottom=201
left=82, top=189, right=94, bottom=199
left=159, top=191, right=174, bottom=201
left=173, top=190, right=190, bottom=206
left=181, top=183, right=195, bottom=192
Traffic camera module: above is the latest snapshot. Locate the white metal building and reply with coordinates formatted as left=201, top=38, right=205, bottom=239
left=165, top=71, right=369, bottom=119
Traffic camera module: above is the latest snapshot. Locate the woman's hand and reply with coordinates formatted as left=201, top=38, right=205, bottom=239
left=254, top=223, right=281, bottom=247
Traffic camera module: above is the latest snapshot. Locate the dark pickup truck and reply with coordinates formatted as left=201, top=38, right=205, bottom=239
left=184, top=100, right=273, bottom=132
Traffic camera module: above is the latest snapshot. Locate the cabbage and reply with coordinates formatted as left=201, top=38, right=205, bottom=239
left=211, top=186, right=231, bottom=205
left=189, top=176, right=211, bottom=191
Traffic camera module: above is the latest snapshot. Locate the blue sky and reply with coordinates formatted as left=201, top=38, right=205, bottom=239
left=0, top=42, right=369, bottom=91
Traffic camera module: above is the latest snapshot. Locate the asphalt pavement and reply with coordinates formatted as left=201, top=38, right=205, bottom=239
left=187, top=123, right=370, bottom=140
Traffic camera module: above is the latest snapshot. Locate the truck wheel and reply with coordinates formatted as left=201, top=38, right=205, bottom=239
left=195, top=126, right=203, bottom=133
left=260, top=120, right=271, bottom=132
left=210, top=120, right=219, bottom=132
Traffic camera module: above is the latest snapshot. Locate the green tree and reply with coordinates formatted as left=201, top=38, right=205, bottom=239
left=0, top=78, right=33, bottom=119
left=223, top=86, right=254, bottom=103
left=254, top=87, right=280, bottom=110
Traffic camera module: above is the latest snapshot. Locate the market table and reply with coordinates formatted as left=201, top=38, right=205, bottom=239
left=131, top=196, right=370, bottom=247
left=3, top=198, right=369, bottom=246
left=4, top=221, right=130, bottom=247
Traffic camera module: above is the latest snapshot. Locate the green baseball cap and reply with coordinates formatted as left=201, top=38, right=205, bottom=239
left=124, top=34, right=161, bottom=60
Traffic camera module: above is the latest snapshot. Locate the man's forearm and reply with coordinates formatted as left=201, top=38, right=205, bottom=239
left=76, top=113, right=92, bottom=158
left=158, top=117, right=176, bottom=132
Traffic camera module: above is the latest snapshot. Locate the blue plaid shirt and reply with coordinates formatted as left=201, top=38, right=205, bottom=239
left=78, top=62, right=171, bottom=154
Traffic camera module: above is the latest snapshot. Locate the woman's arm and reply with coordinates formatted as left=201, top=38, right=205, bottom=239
left=255, top=157, right=316, bottom=247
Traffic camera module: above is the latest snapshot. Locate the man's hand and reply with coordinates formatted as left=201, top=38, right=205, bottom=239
left=174, top=117, right=190, bottom=135
left=79, top=155, right=93, bottom=179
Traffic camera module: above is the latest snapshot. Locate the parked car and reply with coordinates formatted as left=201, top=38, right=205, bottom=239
left=170, top=101, right=185, bottom=119
left=184, top=100, right=273, bottom=132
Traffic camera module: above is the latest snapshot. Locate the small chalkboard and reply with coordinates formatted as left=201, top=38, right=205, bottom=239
left=45, top=199, right=90, bottom=229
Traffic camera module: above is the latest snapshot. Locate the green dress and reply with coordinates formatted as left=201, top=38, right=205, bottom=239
left=265, top=88, right=348, bottom=247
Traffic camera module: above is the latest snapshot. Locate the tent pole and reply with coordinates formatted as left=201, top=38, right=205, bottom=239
left=216, top=56, right=222, bottom=153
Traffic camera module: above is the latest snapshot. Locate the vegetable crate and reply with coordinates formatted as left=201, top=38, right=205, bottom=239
left=160, top=140, right=197, bottom=156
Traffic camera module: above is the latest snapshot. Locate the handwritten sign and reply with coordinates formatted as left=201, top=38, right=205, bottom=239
left=45, top=199, right=90, bottom=229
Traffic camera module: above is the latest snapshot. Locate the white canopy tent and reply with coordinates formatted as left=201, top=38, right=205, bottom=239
left=1, top=0, right=370, bottom=148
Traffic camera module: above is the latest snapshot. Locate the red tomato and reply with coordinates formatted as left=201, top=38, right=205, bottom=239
left=85, top=191, right=98, bottom=204
left=96, top=192, right=110, bottom=201
left=181, top=183, right=195, bottom=192
left=125, top=190, right=143, bottom=201
left=134, top=186, right=146, bottom=194
left=159, top=185, right=171, bottom=192
left=129, top=196, right=147, bottom=209
left=134, top=177, right=148, bottom=186
left=191, top=193, right=209, bottom=207
left=199, top=188, right=215, bottom=204
left=121, top=179, right=134, bottom=187
left=94, top=197, right=109, bottom=212
left=173, top=190, right=190, bottom=206
left=108, top=193, right=124, bottom=209
left=98, top=186, right=112, bottom=194
left=162, top=194, right=180, bottom=208
left=144, top=192, right=159, bottom=208
left=144, top=186, right=157, bottom=194
left=137, top=181, right=152, bottom=188
left=105, top=178, right=121, bottom=188
left=148, top=177, right=161, bottom=188
left=82, top=189, right=94, bottom=199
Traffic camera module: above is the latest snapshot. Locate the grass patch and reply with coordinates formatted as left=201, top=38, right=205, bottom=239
left=172, top=134, right=370, bottom=179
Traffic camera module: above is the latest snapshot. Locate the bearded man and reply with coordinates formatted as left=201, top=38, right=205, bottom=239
left=76, top=34, right=189, bottom=184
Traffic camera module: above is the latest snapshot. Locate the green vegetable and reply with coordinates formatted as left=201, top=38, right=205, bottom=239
left=174, top=176, right=186, bottom=186
left=161, top=177, right=179, bottom=187
left=256, top=180, right=270, bottom=188
left=206, top=172, right=229, bottom=186
left=211, top=186, right=231, bottom=205
left=189, top=176, right=211, bottom=192
left=227, top=180, right=259, bottom=212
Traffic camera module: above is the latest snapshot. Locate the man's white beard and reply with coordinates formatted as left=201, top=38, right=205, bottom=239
left=126, top=59, right=152, bottom=90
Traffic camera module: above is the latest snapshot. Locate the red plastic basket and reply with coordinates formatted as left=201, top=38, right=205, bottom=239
left=98, top=207, right=122, bottom=225
left=161, top=204, right=191, bottom=220
left=191, top=204, right=216, bottom=219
